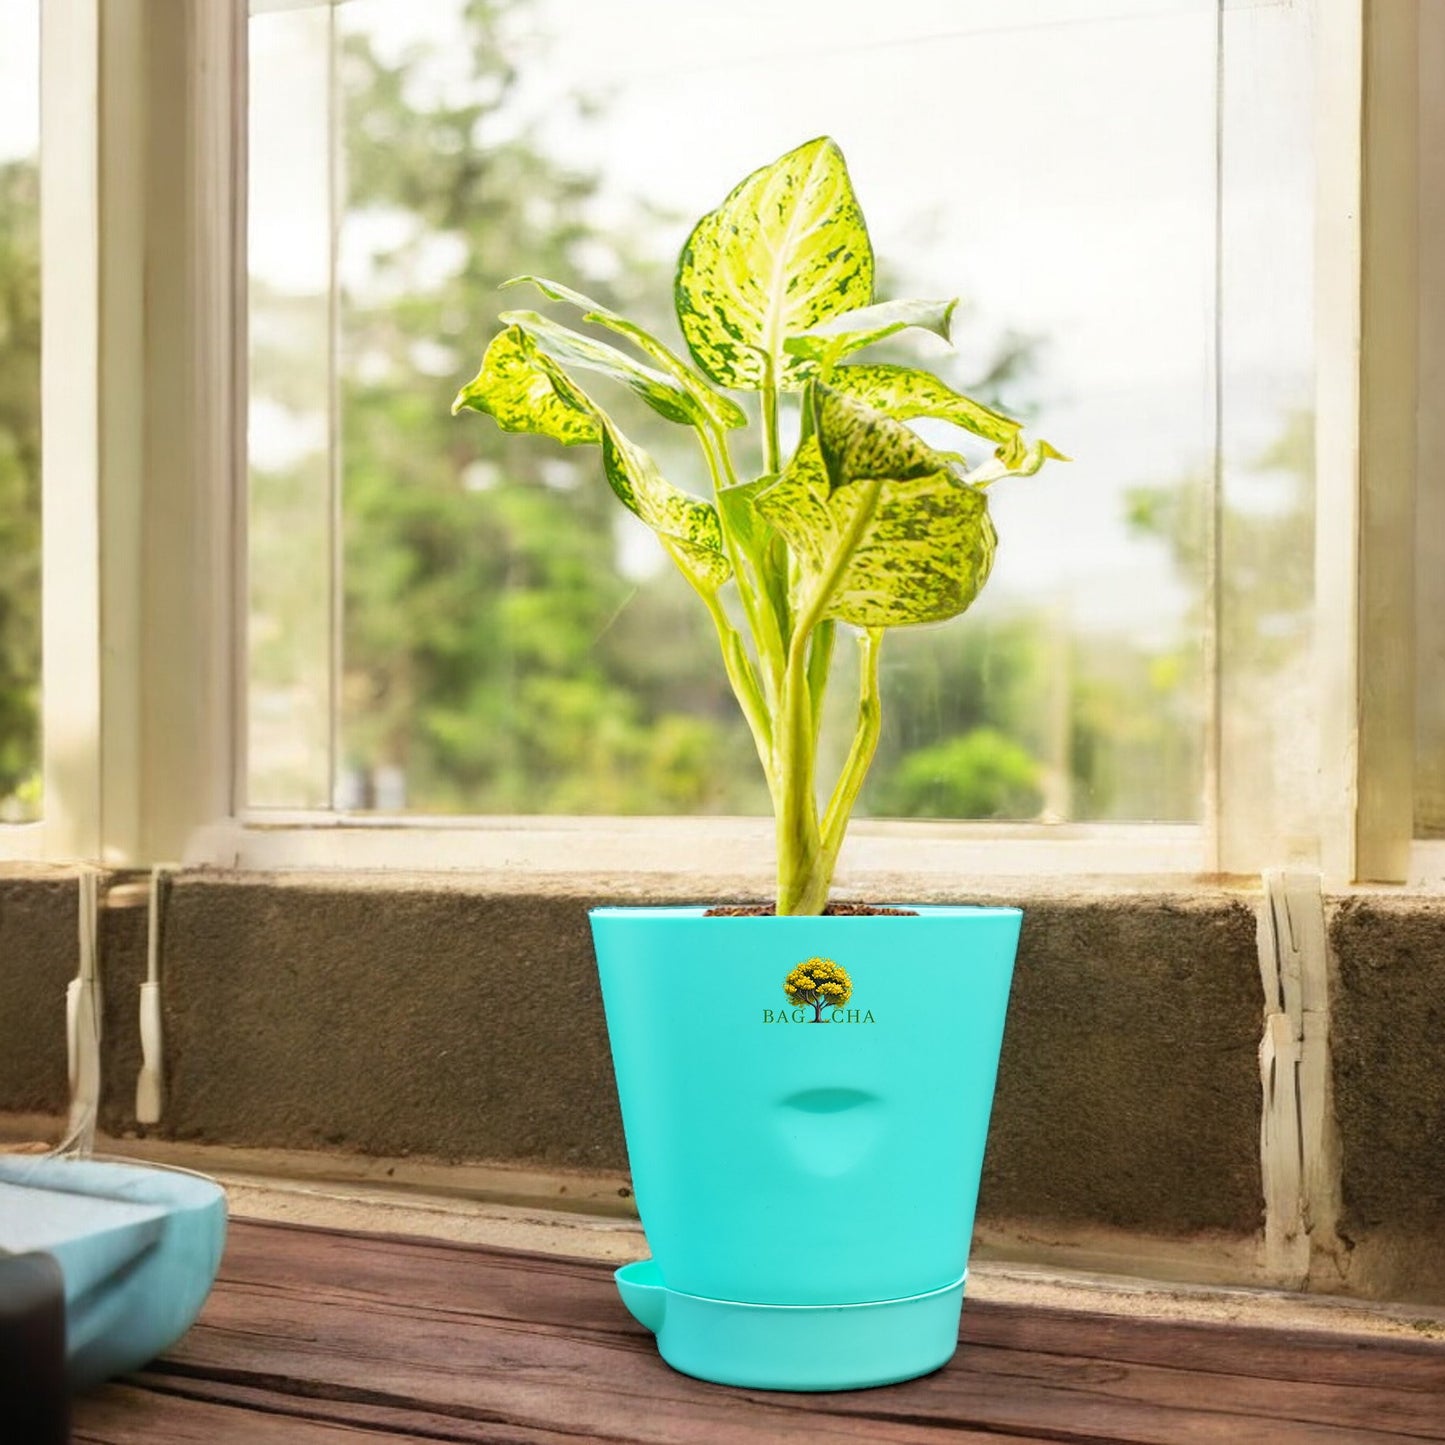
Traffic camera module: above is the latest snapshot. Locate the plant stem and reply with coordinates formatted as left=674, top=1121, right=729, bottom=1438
left=762, top=370, right=781, bottom=476
left=820, top=627, right=884, bottom=878
left=774, top=632, right=825, bottom=915
left=806, top=619, right=835, bottom=747
left=700, top=426, right=775, bottom=700
left=773, top=484, right=883, bottom=914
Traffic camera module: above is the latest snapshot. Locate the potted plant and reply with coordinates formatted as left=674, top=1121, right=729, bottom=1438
left=454, top=136, right=1063, bottom=1391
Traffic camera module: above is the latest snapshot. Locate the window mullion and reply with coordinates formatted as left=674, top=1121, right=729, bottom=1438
left=1315, top=0, right=1418, bottom=886
left=39, top=0, right=104, bottom=861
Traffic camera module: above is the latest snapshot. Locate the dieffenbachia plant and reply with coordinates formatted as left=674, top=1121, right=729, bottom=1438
left=453, top=137, right=1064, bottom=914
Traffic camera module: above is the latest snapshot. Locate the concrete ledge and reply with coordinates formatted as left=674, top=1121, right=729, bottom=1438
left=0, top=865, right=1439, bottom=1302
left=1329, top=895, right=1445, bottom=1302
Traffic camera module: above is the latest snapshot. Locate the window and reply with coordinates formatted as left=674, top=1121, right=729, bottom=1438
left=0, top=0, right=41, bottom=824
left=2, top=0, right=1434, bottom=882
left=246, top=0, right=1327, bottom=847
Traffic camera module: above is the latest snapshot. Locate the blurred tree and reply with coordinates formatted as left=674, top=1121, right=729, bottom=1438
left=0, top=158, right=40, bottom=819
left=325, top=0, right=751, bottom=813
left=873, top=727, right=1043, bottom=820
left=247, top=0, right=1201, bottom=826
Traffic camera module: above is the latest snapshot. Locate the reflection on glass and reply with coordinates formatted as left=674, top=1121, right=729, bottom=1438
left=247, top=0, right=1315, bottom=824
left=247, top=5, right=334, bottom=808
left=1215, top=0, right=1318, bottom=866
left=0, top=0, right=41, bottom=822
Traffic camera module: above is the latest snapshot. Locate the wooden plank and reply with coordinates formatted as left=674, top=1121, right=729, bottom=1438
left=71, top=1220, right=1445, bottom=1445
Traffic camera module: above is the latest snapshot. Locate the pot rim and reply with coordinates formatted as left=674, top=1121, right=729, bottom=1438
left=590, top=903, right=1021, bottom=920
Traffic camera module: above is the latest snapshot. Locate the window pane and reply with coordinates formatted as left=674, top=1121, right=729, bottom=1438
left=1216, top=0, right=1318, bottom=867
left=247, top=3, right=335, bottom=808
left=247, top=0, right=1313, bottom=824
left=0, top=0, right=41, bottom=823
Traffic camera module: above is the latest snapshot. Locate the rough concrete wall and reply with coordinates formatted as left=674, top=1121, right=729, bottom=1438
left=982, top=893, right=1263, bottom=1235
left=1329, top=895, right=1445, bottom=1302
left=157, top=876, right=625, bottom=1168
left=11, top=869, right=1445, bottom=1302
left=0, top=871, right=76, bottom=1116
left=0, top=869, right=1266, bottom=1244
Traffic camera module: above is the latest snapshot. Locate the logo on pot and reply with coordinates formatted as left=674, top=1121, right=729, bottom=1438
left=762, top=957, right=876, bottom=1025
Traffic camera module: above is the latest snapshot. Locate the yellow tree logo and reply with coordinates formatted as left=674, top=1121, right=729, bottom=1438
left=783, top=958, right=853, bottom=1023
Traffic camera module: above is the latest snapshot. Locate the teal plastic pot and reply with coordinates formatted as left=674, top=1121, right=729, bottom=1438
left=590, top=904, right=1020, bottom=1391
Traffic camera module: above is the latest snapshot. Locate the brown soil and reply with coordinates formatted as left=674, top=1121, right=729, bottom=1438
left=703, top=902, right=918, bottom=917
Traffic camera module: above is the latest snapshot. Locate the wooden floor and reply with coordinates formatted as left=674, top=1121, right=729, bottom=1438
left=71, top=1219, right=1445, bottom=1444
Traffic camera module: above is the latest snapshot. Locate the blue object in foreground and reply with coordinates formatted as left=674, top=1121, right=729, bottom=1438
left=592, top=904, right=1021, bottom=1390
left=0, top=1155, right=226, bottom=1392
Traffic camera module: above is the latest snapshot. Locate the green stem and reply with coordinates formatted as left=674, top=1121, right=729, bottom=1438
left=772, top=483, right=884, bottom=913
left=806, top=619, right=835, bottom=747
left=820, top=627, right=883, bottom=876
left=774, top=626, right=825, bottom=915
left=701, top=423, right=784, bottom=710
left=762, top=369, right=781, bottom=477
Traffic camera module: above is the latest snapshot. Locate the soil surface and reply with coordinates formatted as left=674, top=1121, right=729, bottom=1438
left=702, top=902, right=918, bottom=917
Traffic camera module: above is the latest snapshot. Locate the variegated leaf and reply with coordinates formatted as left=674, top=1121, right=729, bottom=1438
left=784, top=298, right=957, bottom=366
left=600, top=421, right=731, bottom=590
left=825, top=364, right=1022, bottom=449
left=451, top=325, right=600, bottom=445
left=966, top=436, right=1070, bottom=487
left=454, top=325, right=729, bottom=594
left=717, top=475, right=775, bottom=560
left=674, top=137, right=873, bottom=391
left=833, top=472, right=996, bottom=627
left=500, top=308, right=702, bottom=427
left=758, top=435, right=996, bottom=629
left=504, top=275, right=747, bottom=430
left=812, top=382, right=945, bottom=489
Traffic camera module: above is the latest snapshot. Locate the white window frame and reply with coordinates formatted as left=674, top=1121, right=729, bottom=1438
left=7, top=0, right=1440, bottom=891
left=2, top=0, right=240, bottom=867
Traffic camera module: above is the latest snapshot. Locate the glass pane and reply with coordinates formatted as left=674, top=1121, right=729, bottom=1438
left=249, top=0, right=1311, bottom=823
left=247, top=4, right=335, bottom=808
left=0, top=0, right=41, bottom=823
left=1216, top=0, right=1318, bottom=866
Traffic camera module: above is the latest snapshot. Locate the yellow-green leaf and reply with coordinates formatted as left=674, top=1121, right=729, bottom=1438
left=758, top=434, right=996, bottom=629
left=504, top=274, right=747, bottom=431
left=600, top=421, right=731, bottom=591
left=500, top=308, right=702, bottom=427
left=972, top=435, right=1070, bottom=484
left=450, top=325, right=600, bottom=445
left=812, top=382, right=943, bottom=490
left=674, top=137, right=873, bottom=392
left=784, top=298, right=957, bottom=367
left=826, top=363, right=1023, bottom=449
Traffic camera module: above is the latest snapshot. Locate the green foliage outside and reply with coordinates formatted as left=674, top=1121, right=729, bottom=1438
left=0, top=0, right=1257, bottom=839
left=0, top=157, right=40, bottom=821
left=319, top=1, right=767, bottom=815
left=0, top=0, right=1315, bottom=842
left=244, top=0, right=1212, bottom=836
left=873, top=729, right=1043, bottom=820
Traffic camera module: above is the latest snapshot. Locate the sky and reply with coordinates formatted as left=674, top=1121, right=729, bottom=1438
left=0, top=0, right=38, bottom=163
